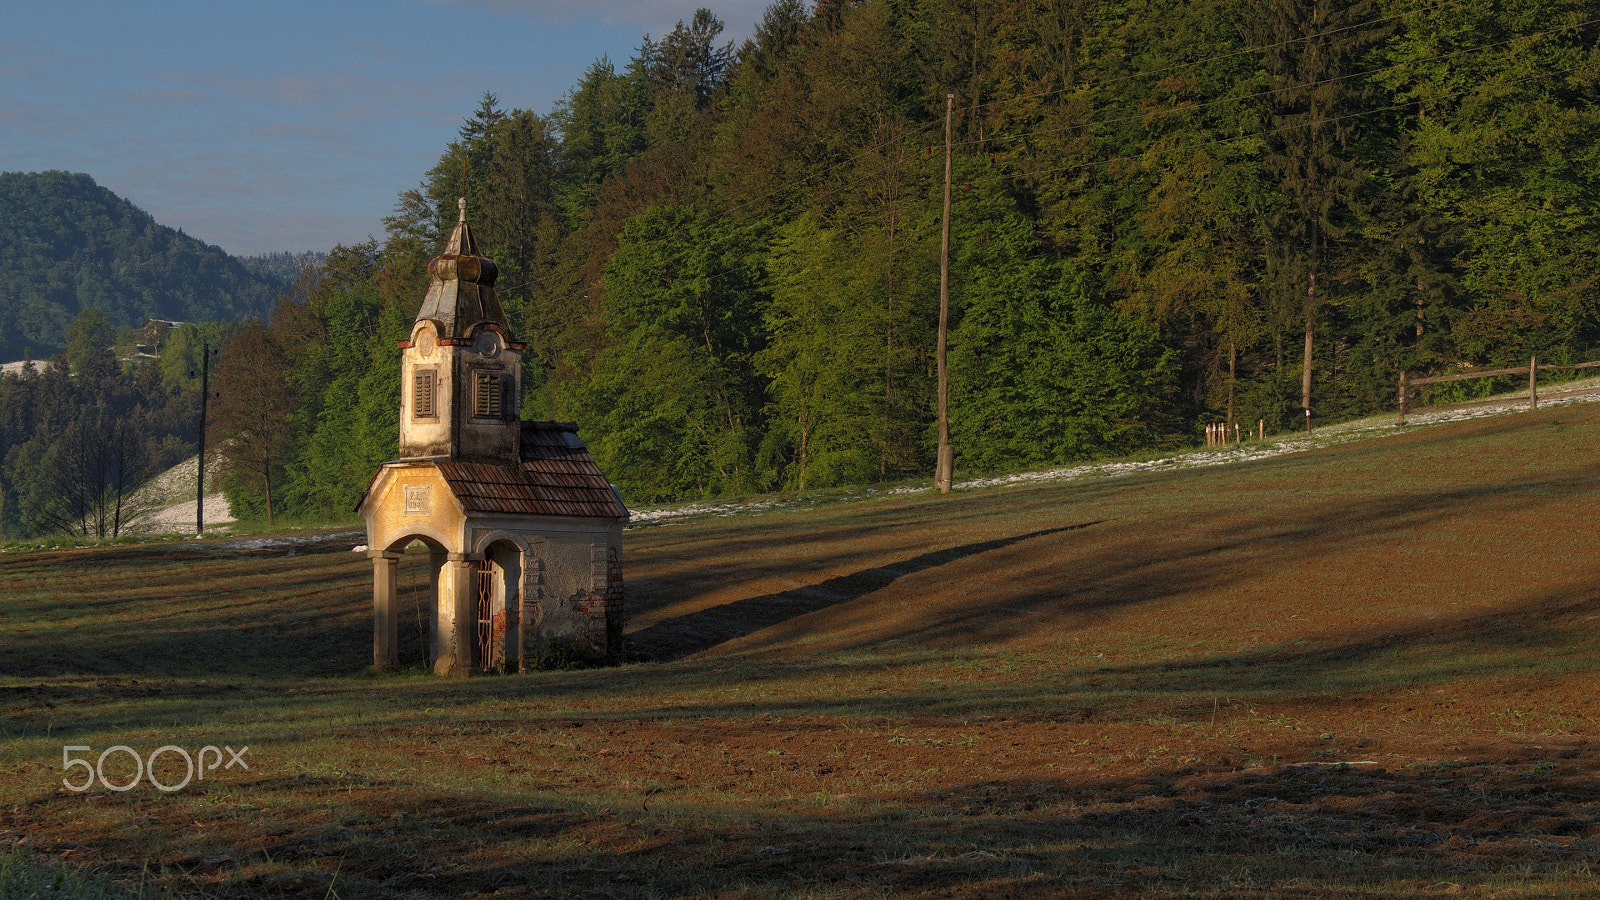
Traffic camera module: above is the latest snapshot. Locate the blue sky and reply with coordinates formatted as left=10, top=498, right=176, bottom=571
left=1, top=0, right=764, bottom=255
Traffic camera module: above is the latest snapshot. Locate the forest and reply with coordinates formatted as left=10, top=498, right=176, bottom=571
left=212, top=0, right=1600, bottom=516
left=0, top=314, right=230, bottom=538
left=7, top=0, right=1597, bottom=536
left=0, top=171, right=284, bottom=537
left=0, top=171, right=281, bottom=362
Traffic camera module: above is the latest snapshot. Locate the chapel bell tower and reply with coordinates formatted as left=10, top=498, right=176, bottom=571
left=399, top=197, right=524, bottom=461
left=360, top=196, right=627, bottom=678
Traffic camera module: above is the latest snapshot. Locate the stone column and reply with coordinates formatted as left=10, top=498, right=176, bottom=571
left=509, top=554, right=525, bottom=674
left=428, top=549, right=447, bottom=668
left=448, top=553, right=479, bottom=677
left=370, top=551, right=400, bottom=671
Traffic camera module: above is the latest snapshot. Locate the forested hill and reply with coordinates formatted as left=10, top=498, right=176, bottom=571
left=210, top=0, right=1600, bottom=520
left=0, top=171, right=281, bottom=360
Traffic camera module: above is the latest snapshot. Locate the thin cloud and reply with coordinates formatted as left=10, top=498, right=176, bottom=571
left=426, top=0, right=765, bottom=41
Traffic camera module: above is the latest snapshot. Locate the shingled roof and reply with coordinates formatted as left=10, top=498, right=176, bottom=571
left=432, top=421, right=628, bottom=519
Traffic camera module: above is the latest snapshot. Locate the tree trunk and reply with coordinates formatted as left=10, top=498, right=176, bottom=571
left=1302, top=224, right=1318, bottom=413
left=1227, top=342, right=1237, bottom=428
left=111, top=425, right=125, bottom=538
left=1416, top=278, right=1425, bottom=338
left=798, top=409, right=809, bottom=492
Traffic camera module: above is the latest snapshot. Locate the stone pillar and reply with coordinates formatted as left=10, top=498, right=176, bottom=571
left=428, top=549, right=448, bottom=667
left=509, top=554, right=525, bottom=673
left=448, top=553, right=479, bottom=677
left=370, top=551, right=400, bottom=671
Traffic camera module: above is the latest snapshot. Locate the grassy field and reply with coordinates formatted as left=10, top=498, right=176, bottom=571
left=2, top=404, right=1599, bottom=898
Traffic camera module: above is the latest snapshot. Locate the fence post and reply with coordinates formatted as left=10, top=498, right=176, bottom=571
left=1529, top=355, right=1538, bottom=411
left=1398, top=370, right=1408, bottom=426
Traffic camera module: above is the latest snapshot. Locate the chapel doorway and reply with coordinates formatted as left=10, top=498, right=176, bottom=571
left=476, top=541, right=522, bottom=672
left=394, top=537, right=447, bottom=671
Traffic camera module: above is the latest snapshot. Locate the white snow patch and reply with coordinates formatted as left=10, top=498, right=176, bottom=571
left=194, top=530, right=363, bottom=554
left=122, top=454, right=235, bottom=535
left=624, top=382, right=1600, bottom=527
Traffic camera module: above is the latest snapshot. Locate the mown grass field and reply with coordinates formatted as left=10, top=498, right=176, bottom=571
left=2, top=404, right=1599, bottom=898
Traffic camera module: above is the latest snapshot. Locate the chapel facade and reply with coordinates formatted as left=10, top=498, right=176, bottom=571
left=358, top=199, right=628, bottom=675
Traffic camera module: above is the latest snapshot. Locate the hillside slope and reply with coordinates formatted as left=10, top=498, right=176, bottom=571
left=0, top=171, right=281, bottom=359
left=2, top=402, right=1599, bottom=895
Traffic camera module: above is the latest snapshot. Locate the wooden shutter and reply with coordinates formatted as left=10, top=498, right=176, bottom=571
left=474, top=372, right=502, bottom=418
left=413, top=370, right=436, bottom=418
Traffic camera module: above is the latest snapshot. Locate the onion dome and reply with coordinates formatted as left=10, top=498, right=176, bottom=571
left=414, top=198, right=508, bottom=338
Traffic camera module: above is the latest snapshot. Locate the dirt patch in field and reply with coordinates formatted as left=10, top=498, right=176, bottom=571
left=4, top=713, right=1596, bottom=897
left=3, top=404, right=1600, bottom=896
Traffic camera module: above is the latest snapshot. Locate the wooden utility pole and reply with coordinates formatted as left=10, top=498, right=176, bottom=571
left=1303, top=223, right=1317, bottom=434
left=935, top=93, right=954, bottom=493
left=197, top=341, right=211, bottom=536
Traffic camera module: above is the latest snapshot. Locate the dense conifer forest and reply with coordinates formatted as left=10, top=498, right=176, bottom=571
left=0, top=315, right=233, bottom=538
left=218, top=0, right=1599, bottom=516
left=0, top=173, right=277, bottom=537
left=8, top=0, right=1596, bottom=535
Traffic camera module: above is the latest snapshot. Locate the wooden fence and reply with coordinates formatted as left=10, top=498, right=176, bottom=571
left=1398, top=357, right=1600, bottom=425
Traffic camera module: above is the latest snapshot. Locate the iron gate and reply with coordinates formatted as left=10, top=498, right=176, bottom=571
left=476, top=558, right=494, bottom=671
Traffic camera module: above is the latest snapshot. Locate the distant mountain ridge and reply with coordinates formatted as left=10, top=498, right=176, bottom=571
left=0, top=171, right=284, bottom=361
left=239, top=250, right=327, bottom=287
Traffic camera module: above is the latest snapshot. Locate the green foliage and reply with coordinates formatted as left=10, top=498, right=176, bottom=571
left=529, top=638, right=614, bottom=670
left=566, top=204, right=768, bottom=502
left=0, top=171, right=279, bottom=361
left=262, top=242, right=415, bottom=519
left=954, top=274, right=1180, bottom=471
left=1374, top=0, right=1600, bottom=365
left=757, top=215, right=888, bottom=490
left=0, top=309, right=200, bottom=539
left=202, top=0, right=1600, bottom=513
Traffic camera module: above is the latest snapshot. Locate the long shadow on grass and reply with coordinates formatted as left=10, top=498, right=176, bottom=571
left=760, top=461, right=1600, bottom=657
left=3, top=580, right=1593, bottom=770
left=629, top=522, right=1104, bottom=661
left=20, top=744, right=1600, bottom=898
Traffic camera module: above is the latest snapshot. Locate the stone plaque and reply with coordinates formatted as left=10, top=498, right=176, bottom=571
left=403, top=485, right=432, bottom=516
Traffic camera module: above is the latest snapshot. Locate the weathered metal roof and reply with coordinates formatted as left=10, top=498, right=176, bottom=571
left=413, top=198, right=507, bottom=339
left=433, top=421, right=628, bottom=519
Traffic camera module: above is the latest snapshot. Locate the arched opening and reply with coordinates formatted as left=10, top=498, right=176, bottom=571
left=478, top=540, right=523, bottom=673
left=394, top=538, right=447, bottom=671
left=373, top=532, right=449, bottom=673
